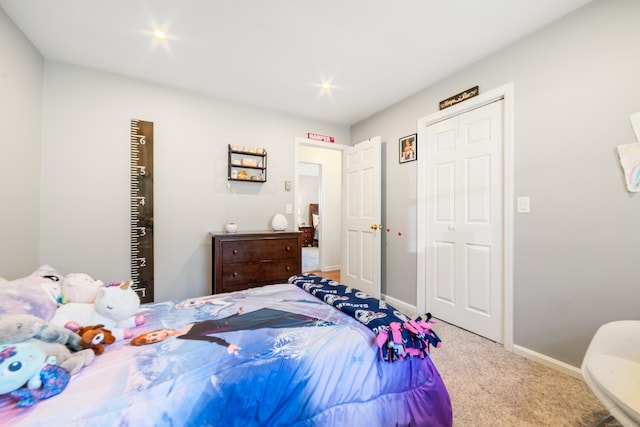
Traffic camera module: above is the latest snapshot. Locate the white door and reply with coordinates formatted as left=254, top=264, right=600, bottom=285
left=426, top=101, right=503, bottom=342
left=341, top=137, right=382, bottom=298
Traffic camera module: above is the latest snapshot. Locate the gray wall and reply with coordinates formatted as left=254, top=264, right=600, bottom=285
left=297, top=172, right=319, bottom=227
left=0, top=9, right=42, bottom=279
left=351, top=0, right=640, bottom=367
left=37, top=62, right=349, bottom=303
left=0, top=6, right=349, bottom=301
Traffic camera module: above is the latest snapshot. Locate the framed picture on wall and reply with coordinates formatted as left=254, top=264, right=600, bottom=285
left=399, top=134, right=417, bottom=163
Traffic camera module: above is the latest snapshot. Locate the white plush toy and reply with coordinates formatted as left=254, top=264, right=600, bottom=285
left=28, top=265, right=66, bottom=303
left=50, top=280, right=145, bottom=341
left=60, top=273, right=105, bottom=304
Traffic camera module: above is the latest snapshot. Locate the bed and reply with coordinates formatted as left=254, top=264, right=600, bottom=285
left=0, top=272, right=452, bottom=427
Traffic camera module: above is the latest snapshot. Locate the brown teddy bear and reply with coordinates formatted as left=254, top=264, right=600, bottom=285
left=77, top=324, right=115, bottom=355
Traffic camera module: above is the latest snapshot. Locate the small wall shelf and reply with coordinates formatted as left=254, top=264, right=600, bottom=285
left=228, top=144, right=267, bottom=183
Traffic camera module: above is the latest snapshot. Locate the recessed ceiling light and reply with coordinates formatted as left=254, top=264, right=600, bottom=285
left=153, top=30, right=167, bottom=41
left=321, top=82, right=332, bottom=90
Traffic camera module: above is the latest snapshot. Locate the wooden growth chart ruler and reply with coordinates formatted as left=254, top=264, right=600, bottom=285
left=130, top=119, right=154, bottom=303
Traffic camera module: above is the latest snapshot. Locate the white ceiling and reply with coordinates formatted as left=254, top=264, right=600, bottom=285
left=1, top=0, right=592, bottom=126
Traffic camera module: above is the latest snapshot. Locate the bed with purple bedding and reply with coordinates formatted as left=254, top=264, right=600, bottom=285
left=0, top=278, right=451, bottom=427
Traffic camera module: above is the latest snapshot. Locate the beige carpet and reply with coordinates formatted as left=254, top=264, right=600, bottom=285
left=428, top=319, right=612, bottom=427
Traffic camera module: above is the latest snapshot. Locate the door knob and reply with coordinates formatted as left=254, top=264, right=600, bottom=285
left=370, top=224, right=381, bottom=230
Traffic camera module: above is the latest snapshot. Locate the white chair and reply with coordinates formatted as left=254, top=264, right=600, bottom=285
left=581, top=320, right=640, bottom=427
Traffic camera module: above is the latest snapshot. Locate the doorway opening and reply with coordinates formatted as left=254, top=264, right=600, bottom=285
left=294, top=138, right=344, bottom=278
left=298, top=161, right=321, bottom=272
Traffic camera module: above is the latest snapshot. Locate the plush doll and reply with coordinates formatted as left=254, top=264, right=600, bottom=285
left=0, top=313, right=84, bottom=352
left=31, top=340, right=94, bottom=376
left=27, top=264, right=66, bottom=304
left=29, top=264, right=66, bottom=284
left=0, top=314, right=95, bottom=376
left=50, top=280, right=145, bottom=341
left=77, top=324, right=115, bottom=355
left=0, top=341, right=71, bottom=407
left=0, top=341, right=54, bottom=395
left=58, top=272, right=105, bottom=304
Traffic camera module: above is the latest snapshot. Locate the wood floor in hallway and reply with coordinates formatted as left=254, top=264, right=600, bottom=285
left=306, top=270, right=340, bottom=282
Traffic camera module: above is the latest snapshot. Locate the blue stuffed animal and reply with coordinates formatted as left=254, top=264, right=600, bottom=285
left=0, top=341, right=71, bottom=407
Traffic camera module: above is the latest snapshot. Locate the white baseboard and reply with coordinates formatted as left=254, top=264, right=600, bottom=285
left=382, top=294, right=584, bottom=381
left=381, top=293, right=420, bottom=318
left=512, top=344, right=583, bottom=379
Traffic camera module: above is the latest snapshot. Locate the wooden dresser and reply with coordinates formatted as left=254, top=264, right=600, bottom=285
left=298, top=226, right=314, bottom=247
left=211, top=231, right=302, bottom=294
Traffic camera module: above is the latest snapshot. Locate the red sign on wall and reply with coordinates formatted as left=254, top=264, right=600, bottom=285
left=307, top=132, right=335, bottom=143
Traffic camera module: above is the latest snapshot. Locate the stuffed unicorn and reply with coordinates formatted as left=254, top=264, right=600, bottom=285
left=50, top=280, right=145, bottom=341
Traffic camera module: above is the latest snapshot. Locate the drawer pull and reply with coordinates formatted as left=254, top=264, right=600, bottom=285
left=233, top=272, right=238, bottom=277
left=286, top=266, right=291, bottom=271
left=233, top=249, right=238, bottom=255
left=285, top=246, right=291, bottom=251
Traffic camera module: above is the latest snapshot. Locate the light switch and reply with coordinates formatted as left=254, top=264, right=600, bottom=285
left=284, top=180, right=292, bottom=190
left=517, top=196, right=530, bottom=213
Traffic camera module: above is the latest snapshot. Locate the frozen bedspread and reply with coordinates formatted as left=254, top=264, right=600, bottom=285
left=0, top=283, right=451, bottom=427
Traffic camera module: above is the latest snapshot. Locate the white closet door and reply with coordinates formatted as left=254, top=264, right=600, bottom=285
left=426, top=100, right=504, bottom=342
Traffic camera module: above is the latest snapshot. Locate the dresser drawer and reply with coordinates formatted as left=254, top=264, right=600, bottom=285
left=221, top=238, right=299, bottom=263
left=211, top=231, right=302, bottom=294
left=220, top=259, right=298, bottom=290
left=299, top=226, right=313, bottom=247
